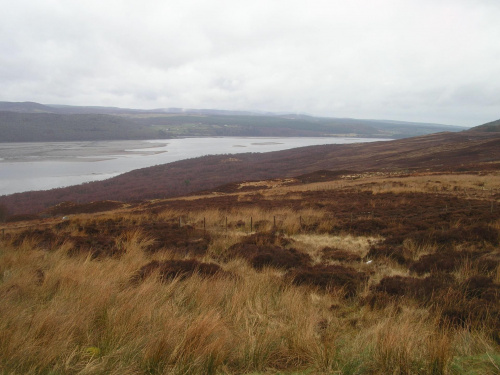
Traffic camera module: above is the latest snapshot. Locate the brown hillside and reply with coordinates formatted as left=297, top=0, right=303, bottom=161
left=469, top=119, right=500, bottom=132
left=1, top=130, right=499, bottom=215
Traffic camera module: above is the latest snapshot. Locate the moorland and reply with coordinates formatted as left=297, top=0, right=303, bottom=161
left=0, top=119, right=499, bottom=374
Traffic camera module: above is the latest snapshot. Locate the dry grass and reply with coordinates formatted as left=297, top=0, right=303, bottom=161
left=0, top=169, right=499, bottom=374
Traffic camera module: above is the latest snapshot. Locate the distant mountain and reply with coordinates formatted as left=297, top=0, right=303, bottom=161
left=0, top=101, right=465, bottom=141
left=468, top=119, right=500, bottom=132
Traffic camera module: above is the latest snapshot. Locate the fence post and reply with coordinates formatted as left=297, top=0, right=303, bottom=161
left=250, top=217, right=253, bottom=232
left=179, top=216, right=182, bottom=228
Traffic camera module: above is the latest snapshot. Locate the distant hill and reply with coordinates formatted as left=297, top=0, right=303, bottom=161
left=0, top=112, right=161, bottom=142
left=0, top=101, right=464, bottom=141
left=0, top=101, right=55, bottom=113
left=469, top=119, right=500, bottom=132
left=1, top=129, right=499, bottom=215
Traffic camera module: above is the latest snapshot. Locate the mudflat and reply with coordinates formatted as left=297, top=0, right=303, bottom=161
left=0, top=140, right=166, bottom=163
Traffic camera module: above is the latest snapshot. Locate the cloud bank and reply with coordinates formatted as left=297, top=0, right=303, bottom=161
left=1, top=0, right=499, bottom=126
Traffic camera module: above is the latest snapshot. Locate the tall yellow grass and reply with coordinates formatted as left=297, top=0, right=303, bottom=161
left=1, top=222, right=498, bottom=375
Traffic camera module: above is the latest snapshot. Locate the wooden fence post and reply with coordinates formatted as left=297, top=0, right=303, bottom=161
left=250, top=217, right=253, bottom=232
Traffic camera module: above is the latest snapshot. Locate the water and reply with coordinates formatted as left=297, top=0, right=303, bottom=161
left=0, top=137, right=390, bottom=195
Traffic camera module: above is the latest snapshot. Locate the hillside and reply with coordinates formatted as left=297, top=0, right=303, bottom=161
left=0, top=101, right=464, bottom=141
left=0, top=159, right=499, bottom=373
left=0, top=112, right=163, bottom=142
left=0, top=101, right=54, bottom=113
left=1, top=129, right=499, bottom=216
left=470, top=119, right=500, bottom=133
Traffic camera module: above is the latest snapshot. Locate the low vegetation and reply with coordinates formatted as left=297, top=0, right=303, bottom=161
left=1, top=167, right=499, bottom=374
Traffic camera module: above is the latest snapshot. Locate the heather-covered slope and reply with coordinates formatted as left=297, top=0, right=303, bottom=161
left=1, top=130, right=499, bottom=215
left=470, top=119, right=500, bottom=133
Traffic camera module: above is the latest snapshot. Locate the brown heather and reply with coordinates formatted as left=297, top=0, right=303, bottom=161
left=0, top=169, right=499, bottom=374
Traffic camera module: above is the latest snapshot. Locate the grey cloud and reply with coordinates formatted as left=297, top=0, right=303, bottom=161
left=0, top=0, right=499, bottom=126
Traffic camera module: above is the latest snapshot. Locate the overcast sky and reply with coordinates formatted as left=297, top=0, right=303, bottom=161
left=1, top=0, right=499, bottom=126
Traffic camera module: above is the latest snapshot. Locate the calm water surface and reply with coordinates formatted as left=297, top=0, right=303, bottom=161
left=0, top=137, right=389, bottom=195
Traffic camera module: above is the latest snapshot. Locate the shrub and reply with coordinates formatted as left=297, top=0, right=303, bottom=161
left=67, top=235, right=123, bottom=258
left=409, top=251, right=461, bottom=275
left=410, top=250, right=495, bottom=275
left=477, top=254, right=500, bottom=272
left=227, top=243, right=311, bottom=270
left=132, top=259, right=226, bottom=283
left=240, top=231, right=292, bottom=247
left=0, top=204, right=7, bottom=222
left=365, top=245, right=408, bottom=265
left=462, top=275, right=499, bottom=301
left=348, top=218, right=388, bottom=235
left=373, top=273, right=454, bottom=302
left=321, top=247, right=361, bottom=262
left=6, top=214, right=40, bottom=222
left=287, top=264, right=367, bottom=296
left=11, top=228, right=63, bottom=250
left=142, top=223, right=210, bottom=256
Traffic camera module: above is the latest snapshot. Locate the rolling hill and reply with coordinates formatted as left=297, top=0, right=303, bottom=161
left=0, top=101, right=464, bottom=141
